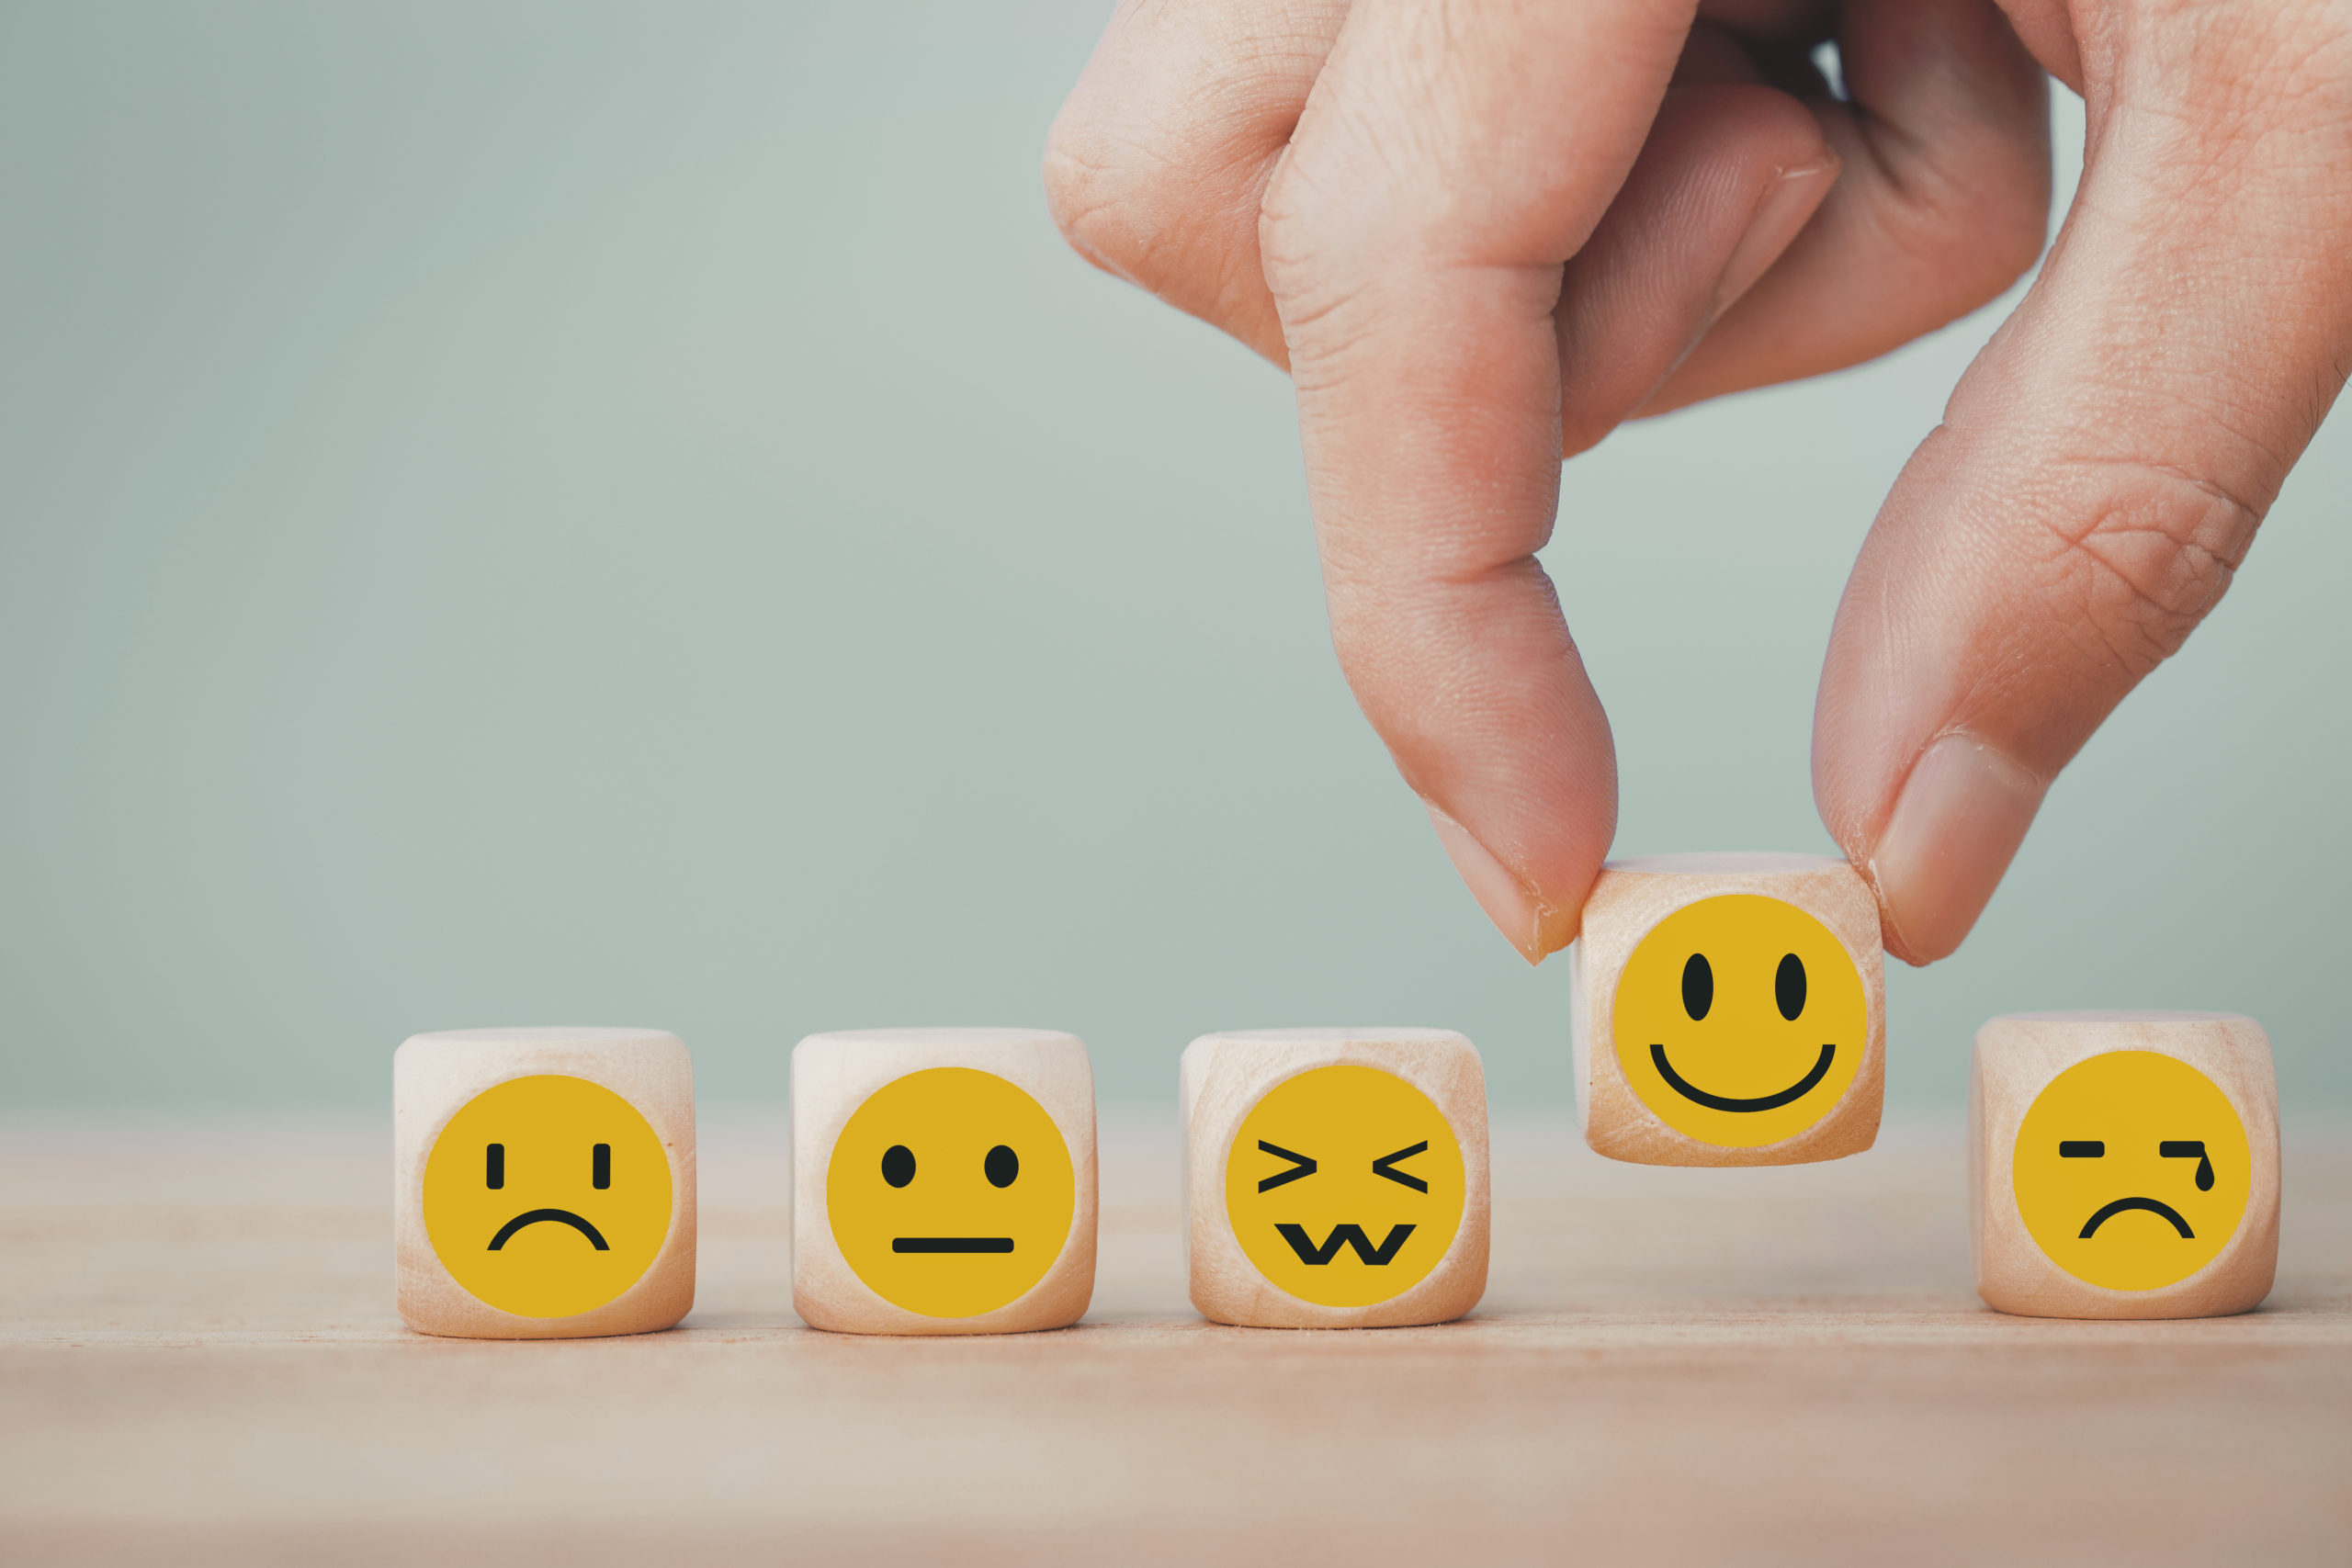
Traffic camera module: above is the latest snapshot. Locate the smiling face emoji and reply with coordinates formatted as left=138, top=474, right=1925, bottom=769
left=422, top=1074, right=674, bottom=1318
left=2012, top=1051, right=2250, bottom=1291
left=1225, top=1066, right=1464, bottom=1308
left=1613, top=894, right=1867, bottom=1147
left=826, top=1067, right=1075, bottom=1318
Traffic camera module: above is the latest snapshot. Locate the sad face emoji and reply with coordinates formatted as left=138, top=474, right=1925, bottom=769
left=1613, top=894, right=1869, bottom=1147
left=2012, top=1051, right=2251, bottom=1292
left=421, top=1074, right=676, bottom=1318
left=1225, top=1066, right=1465, bottom=1308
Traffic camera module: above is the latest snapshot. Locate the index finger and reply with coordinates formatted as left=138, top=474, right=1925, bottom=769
left=1264, top=0, right=1698, bottom=956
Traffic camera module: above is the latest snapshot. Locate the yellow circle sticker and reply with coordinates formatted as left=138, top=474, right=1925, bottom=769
left=1226, top=1066, right=1464, bottom=1309
left=826, top=1067, right=1075, bottom=1318
left=1613, top=894, right=1868, bottom=1147
left=423, top=1074, right=674, bottom=1318
left=2013, top=1051, right=2249, bottom=1291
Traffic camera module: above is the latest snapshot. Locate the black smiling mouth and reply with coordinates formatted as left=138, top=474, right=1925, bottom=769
left=2078, top=1197, right=2195, bottom=1239
left=892, top=1237, right=1013, bottom=1254
left=1650, top=1042, right=1836, bottom=1112
left=488, top=1209, right=609, bottom=1251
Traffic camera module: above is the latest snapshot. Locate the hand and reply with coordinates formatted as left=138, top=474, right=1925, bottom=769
left=1046, top=0, right=2352, bottom=964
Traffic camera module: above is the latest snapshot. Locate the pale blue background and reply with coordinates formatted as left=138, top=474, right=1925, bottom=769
left=3, top=4, right=2346, bottom=1115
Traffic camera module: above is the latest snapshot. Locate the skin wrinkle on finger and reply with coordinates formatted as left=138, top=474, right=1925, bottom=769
left=1044, top=0, right=1349, bottom=364
left=1263, top=1, right=1698, bottom=279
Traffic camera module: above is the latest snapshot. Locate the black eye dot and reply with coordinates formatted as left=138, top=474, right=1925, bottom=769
left=1681, top=953, right=1713, bottom=1021
left=881, top=1145, right=915, bottom=1188
left=486, top=1143, right=505, bottom=1190
left=985, top=1145, right=1019, bottom=1188
left=1775, top=953, right=1806, bottom=1021
left=592, top=1143, right=611, bottom=1190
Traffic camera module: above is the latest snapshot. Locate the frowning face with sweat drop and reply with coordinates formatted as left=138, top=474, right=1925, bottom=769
left=2012, top=1051, right=2251, bottom=1291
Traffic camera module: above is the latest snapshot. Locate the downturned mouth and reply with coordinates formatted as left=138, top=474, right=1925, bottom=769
left=488, top=1209, right=609, bottom=1251
left=1650, top=1043, right=1836, bottom=1112
left=892, top=1237, right=1013, bottom=1254
left=2078, top=1197, right=2194, bottom=1239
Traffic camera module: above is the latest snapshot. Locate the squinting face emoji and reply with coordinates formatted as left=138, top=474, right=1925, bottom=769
left=826, top=1067, right=1075, bottom=1318
left=2012, top=1051, right=2250, bottom=1291
left=1613, top=894, right=1867, bottom=1146
left=1225, top=1066, right=1464, bottom=1308
left=423, top=1074, right=674, bottom=1317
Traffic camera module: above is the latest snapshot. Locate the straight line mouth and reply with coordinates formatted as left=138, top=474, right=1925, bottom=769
left=892, top=1237, right=1013, bottom=1254
left=2079, top=1197, right=2194, bottom=1239
left=1651, top=1043, right=1836, bottom=1112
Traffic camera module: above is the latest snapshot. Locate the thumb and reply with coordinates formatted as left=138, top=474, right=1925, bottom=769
left=1814, top=3, right=2352, bottom=963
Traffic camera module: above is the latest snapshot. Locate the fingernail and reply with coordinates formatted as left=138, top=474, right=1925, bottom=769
left=1869, top=733, right=2047, bottom=964
left=1424, top=803, right=1550, bottom=965
left=1712, top=161, right=1837, bottom=320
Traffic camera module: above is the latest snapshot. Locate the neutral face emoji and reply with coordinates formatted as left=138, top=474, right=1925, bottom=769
left=1613, top=894, right=1867, bottom=1147
left=1225, top=1066, right=1464, bottom=1308
left=826, top=1067, right=1075, bottom=1318
left=2012, top=1050, right=2250, bottom=1291
left=422, top=1074, right=674, bottom=1318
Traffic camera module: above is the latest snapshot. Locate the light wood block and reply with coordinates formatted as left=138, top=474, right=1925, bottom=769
left=1569, top=852, right=1884, bottom=1166
left=1181, top=1028, right=1488, bottom=1327
left=393, top=1027, right=695, bottom=1339
left=1971, top=1011, right=2278, bottom=1319
left=791, top=1028, right=1097, bottom=1335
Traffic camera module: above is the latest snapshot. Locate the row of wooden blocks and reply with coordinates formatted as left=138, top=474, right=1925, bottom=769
left=391, top=854, right=2280, bottom=1337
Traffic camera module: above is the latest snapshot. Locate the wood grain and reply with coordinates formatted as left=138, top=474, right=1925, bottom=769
left=4, top=1113, right=2348, bottom=1565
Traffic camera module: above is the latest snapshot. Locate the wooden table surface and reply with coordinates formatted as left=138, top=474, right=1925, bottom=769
left=5, top=1114, right=2347, bottom=1565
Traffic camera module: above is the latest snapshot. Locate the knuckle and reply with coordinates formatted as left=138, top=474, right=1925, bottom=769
left=1884, top=152, right=2053, bottom=315
left=2032, top=457, right=2263, bottom=676
left=1040, top=113, right=1170, bottom=282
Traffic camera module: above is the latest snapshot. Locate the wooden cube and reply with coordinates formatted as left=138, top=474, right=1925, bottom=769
left=1181, top=1029, right=1488, bottom=1328
left=1972, top=1011, right=2278, bottom=1319
left=1569, top=852, right=1884, bottom=1167
left=394, top=1027, right=695, bottom=1339
left=792, top=1028, right=1097, bottom=1335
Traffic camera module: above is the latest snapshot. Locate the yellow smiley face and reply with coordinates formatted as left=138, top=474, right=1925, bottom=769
left=422, top=1075, right=675, bottom=1318
left=1225, top=1066, right=1465, bottom=1308
left=826, top=1067, right=1075, bottom=1318
left=2012, top=1051, right=2250, bottom=1291
left=1613, top=894, right=1868, bottom=1147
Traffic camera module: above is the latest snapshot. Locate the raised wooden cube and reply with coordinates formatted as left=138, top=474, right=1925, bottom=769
left=1972, top=1011, right=2278, bottom=1319
left=1569, top=853, right=1884, bottom=1167
left=1181, top=1029, right=1488, bottom=1328
left=792, top=1028, right=1097, bottom=1335
left=394, top=1027, right=695, bottom=1339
